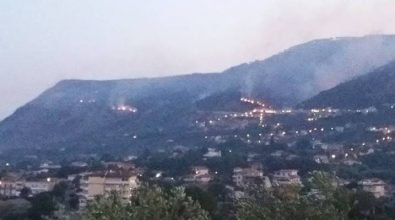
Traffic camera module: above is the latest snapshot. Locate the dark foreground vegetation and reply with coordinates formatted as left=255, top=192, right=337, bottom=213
left=79, top=172, right=395, bottom=220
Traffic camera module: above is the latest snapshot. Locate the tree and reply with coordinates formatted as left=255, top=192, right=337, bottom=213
left=19, top=187, right=31, bottom=199
left=295, top=138, right=313, bottom=152
left=236, top=185, right=317, bottom=220
left=185, top=186, right=217, bottom=216
left=82, top=185, right=210, bottom=220
left=236, top=171, right=356, bottom=220
left=52, top=181, right=68, bottom=202
left=100, top=153, right=116, bottom=162
left=208, top=183, right=227, bottom=200
left=307, top=171, right=356, bottom=219
left=68, top=193, right=79, bottom=210
left=27, top=192, right=57, bottom=220
left=83, top=191, right=130, bottom=220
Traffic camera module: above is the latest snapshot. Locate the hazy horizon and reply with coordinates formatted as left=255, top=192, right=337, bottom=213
left=2, top=0, right=395, bottom=119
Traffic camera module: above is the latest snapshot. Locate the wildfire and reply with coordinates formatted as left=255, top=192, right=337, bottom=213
left=240, top=97, right=265, bottom=107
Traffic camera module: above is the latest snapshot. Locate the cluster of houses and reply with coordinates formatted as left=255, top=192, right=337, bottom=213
left=0, top=176, right=57, bottom=197
left=0, top=161, right=141, bottom=208
left=1, top=118, right=393, bottom=207
left=180, top=164, right=388, bottom=200
left=0, top=154, right=390, bottom=210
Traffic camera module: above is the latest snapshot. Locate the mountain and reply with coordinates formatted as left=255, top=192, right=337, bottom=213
left=2, top=35, right=395, bottom=151
left=299, top=60, right=395, bottom=109
left=224, top=35, right=395, bottom=105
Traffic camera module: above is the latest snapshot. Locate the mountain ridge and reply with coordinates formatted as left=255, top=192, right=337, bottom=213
left=299, top=60, right=395, bottom=109
left=2, top=35, right=395, bottom=150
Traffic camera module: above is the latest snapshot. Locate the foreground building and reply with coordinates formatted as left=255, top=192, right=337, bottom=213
left=79, top=169, right=139, bottom=207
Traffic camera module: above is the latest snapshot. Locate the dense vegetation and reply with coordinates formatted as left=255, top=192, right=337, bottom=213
left=83, top=185, right=210, bottom=220
left=80, top=173, right=395, bottom=220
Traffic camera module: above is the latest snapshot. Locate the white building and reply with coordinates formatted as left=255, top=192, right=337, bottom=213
left=0, top=177, right=57, bottom=197
left=233, top=167, right=271, bottom=188
left=359, top=178, right=386, bottom=198
left=193, top=166, right=210, bottom=176
left=272, top=169, right=301, bottom=186
left=343, top=159, right=361, bottom=166
left=24, top=178, right=57, bottom=195
left=203, top=148, right=222, bottom=158
left=314, top=155, right=329, bottom=164
left=0, top=177, right=22, bottom=197
left=70, top=161, right=88, bottom=168
left=183, top=166, right=212, bottom=185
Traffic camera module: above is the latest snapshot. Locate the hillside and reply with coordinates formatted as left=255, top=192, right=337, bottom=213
left=300, top=60, right=395, bottom=109
left=2, top=35, right=395, bottom=151
left=224, top=35, right=395, bottom=105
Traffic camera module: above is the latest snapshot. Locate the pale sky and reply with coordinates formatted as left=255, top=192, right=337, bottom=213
left=1, top=0, right=395, bottom=119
